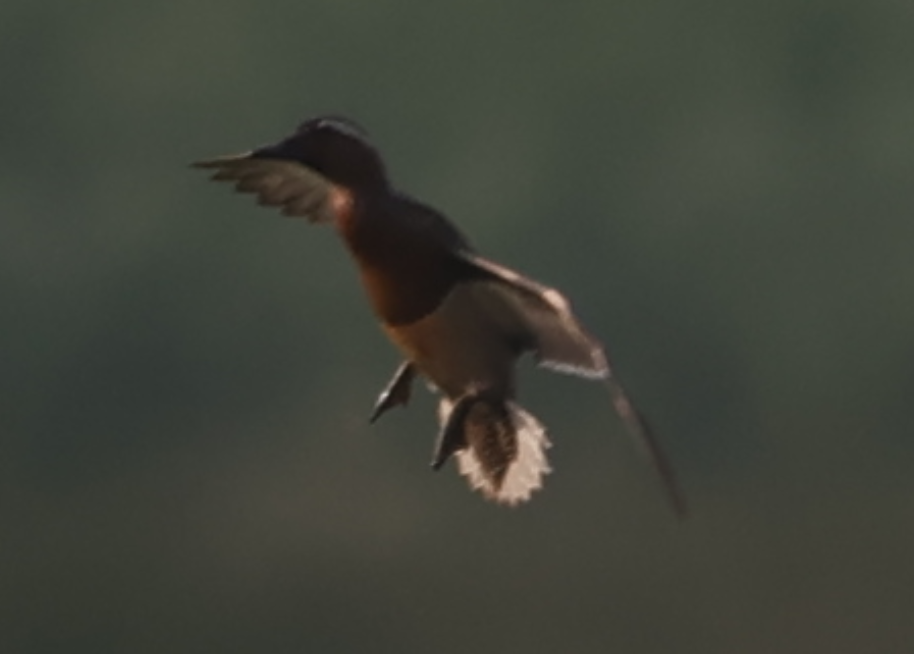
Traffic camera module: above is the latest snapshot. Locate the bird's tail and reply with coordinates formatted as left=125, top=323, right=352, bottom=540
left=437, top=395, right=551, bottom=506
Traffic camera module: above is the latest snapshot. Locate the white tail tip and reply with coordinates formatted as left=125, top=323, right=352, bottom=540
left=451, top=402, right=552, bottom=506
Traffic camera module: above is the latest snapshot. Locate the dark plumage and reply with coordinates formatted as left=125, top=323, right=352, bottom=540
left=193, top=116, right=685, bottom=513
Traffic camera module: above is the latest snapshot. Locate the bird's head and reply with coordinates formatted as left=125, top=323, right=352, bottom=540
left=251, top=116, right=388, bottom=192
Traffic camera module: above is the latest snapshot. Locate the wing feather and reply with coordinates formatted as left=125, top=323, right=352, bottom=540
left=193, top=155, right=338, bottom=223
left=460, top=253, right=686, bottom=515
left=460, top=253, right=609, bottom=378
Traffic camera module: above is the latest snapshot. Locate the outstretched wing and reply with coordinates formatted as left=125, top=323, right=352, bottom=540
left=460, top=253, right=687, bottom=516
left=459, top=253, right=609, bottom=378
left=192, top=154, right=340, bottom=223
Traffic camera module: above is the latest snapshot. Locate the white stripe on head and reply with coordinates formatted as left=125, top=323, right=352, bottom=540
left=314, top=117, right=369, bottom=141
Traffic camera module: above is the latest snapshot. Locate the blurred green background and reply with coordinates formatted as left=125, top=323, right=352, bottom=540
left=3, top=1, right=914, bottom=652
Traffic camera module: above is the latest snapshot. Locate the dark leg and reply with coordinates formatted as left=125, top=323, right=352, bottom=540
left=369, top=361, right=416, bottom=424
left=430, top=388, right=511, bottom=471
left=431, top=394, right=477, bottom=470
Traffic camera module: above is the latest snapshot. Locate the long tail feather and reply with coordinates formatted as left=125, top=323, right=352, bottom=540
left=605, top=376, right=687, bottom=518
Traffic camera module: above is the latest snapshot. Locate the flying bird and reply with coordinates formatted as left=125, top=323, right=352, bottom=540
left=193, top=116, right=685, bottom=514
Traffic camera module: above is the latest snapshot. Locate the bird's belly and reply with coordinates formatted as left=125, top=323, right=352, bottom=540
left=381, top=283, right=516, bottom=399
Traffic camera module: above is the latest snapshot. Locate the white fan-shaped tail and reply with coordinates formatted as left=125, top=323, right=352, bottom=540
left=439, top=399, right=552, bottom=506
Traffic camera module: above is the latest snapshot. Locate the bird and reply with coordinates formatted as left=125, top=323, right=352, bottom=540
left=193, top=115, right=685, bottom=514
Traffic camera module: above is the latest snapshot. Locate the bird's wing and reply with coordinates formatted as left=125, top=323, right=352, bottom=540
left=460, top=252, right=687, bottom=516
left=192, top=154, right=339, bottom=223
left=458, top=253, right=609, bottom=378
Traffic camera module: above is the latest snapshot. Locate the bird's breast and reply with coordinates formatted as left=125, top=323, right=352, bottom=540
left=339, top=209, right=463, bottom=325
left=356, top=258, right=457, bottom=326
left=381, top=282, right=517, bottom=399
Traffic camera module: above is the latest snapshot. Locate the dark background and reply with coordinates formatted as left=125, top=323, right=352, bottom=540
left=3, top=1, right=913, bottom=652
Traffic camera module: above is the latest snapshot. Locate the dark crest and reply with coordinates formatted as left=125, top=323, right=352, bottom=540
left=252, top=115, right=388, bottom=191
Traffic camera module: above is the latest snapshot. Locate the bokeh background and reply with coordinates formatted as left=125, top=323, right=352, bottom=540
left=3, top=1, right=914, bottom=652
